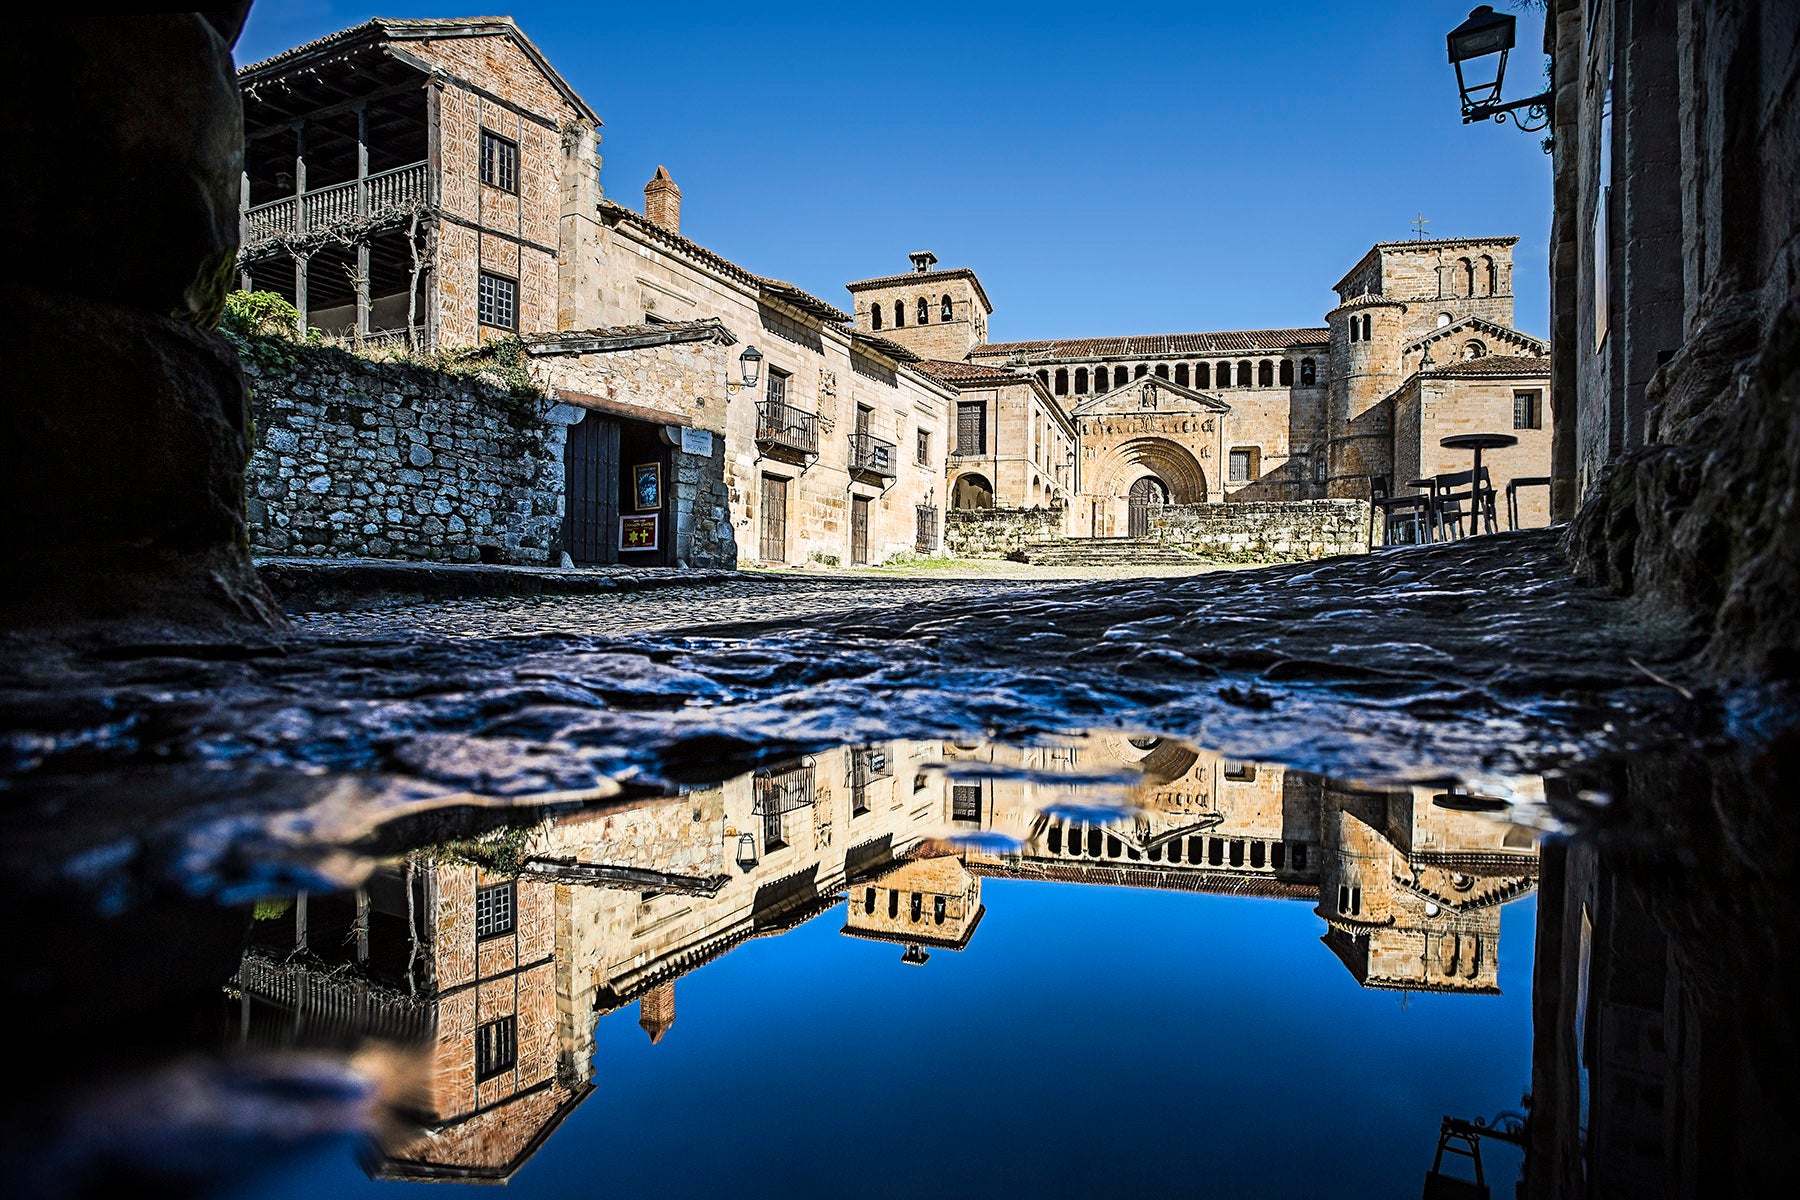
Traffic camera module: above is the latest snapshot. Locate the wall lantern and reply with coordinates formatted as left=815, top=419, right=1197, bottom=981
left=728, top=344, right=764, bottom=393
left=735, top=832, right=758, bottom=871
left=1447, top=5, right=1551, bottom=132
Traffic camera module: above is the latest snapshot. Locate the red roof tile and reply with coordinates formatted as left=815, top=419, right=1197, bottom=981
left=972, top=328, right=1330, bottom=361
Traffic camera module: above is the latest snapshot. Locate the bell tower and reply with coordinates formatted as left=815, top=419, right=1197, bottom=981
left=845, top=251, right=994, bottom=362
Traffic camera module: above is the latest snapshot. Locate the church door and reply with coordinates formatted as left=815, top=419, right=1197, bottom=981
left=1128, top=475, right=1169, bottom=537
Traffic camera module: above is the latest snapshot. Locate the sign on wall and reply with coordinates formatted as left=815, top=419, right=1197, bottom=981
left=620, top=513, right=659, bottom=551
left=680, top=428, right=714, bottom=456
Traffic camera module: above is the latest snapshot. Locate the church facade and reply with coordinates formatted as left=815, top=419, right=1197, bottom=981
left=846, top=236, right=1554, bottom=538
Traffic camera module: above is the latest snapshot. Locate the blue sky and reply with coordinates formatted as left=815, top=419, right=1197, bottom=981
left=237, top=2, right=1552, bottom=340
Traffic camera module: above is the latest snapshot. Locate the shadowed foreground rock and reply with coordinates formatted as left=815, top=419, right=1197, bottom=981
left=0, top=11, right=279, bottom=638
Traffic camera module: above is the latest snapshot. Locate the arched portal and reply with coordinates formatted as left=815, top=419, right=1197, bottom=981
left=951, top=472, right=995, bottom=509
left=1127, top=474, right=1169, bottom=536
left=1085, top=438, right=1209, bottom=537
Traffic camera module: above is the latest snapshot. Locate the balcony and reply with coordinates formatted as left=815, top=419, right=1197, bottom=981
left=756, top=400, right=819, bottom=462
left=241, top=161, right=432, bottom=249
left=849, top=431, right=898, bottom=480
left=754, top=762, right=816, bottom=815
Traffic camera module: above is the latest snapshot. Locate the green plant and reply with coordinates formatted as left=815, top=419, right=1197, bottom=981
left=221, top=290, right=303, bottom=339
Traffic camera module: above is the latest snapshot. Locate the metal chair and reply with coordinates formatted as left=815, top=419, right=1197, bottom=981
left=1505, top=475, right=1551, bottom=530
left=1368, top=475, right=1432, bottom=547
left=1428, top=467, right=1498, bottom=539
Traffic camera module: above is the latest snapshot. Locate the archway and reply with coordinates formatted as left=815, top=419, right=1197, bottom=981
left=1127, top=475, right=1169, bottom=536
left=1088, top=438, right=1210, bottom=505
left=951, top=472, right=995, bottom=510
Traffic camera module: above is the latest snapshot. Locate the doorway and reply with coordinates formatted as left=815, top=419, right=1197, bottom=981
left=564, top=414, right=620, bottom=565
left=1128, top=475, right=1169, bottom=537
left=760, top=474, right=788, bottom=562
left=850, top=495, right=870, bottom=565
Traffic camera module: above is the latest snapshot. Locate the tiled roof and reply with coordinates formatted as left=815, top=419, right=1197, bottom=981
left=843, top=267, right=994, bottom=314
left=599, top=201, right=851, bottom=323
left=972, top=327, right=1331, bottom=361
left=1423, top=354, right=1551, bottom=377
left=522, top=319, right=735, bottom=354
left=238, top=17, right=599, bottom=124
left=848, top=331, right=922, bottom=363
left=1406, top=314, right=1549, bottom=354
left=914, top=359, right=1033, bottom=386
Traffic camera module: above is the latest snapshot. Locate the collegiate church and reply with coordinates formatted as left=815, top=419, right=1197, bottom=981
left=847, top=237, right=1553, bottom=537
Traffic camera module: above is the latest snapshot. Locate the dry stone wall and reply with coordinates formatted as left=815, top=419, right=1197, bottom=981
left=944, top=508, right=1066, bottom=558
left=1150, top=500, right=1370, bottom=562
left=242, top=343, right=565, bottom=564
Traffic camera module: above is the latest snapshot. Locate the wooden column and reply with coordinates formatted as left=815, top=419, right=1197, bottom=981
left=355, top=104, right=370, bottom=344
left=293, top=121, right=308, bottom=333
left=424, top=81, right=442, bottom=351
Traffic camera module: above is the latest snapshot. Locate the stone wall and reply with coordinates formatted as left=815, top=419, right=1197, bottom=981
left=242, top=343, right=565, bottom=564
left=1150, top=500, right=1370, bottom=561
left=944, top=507, right=1066, bottom=558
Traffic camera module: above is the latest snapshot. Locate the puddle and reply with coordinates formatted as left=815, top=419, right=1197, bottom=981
left=1, top=733, right=1550, bottom=1197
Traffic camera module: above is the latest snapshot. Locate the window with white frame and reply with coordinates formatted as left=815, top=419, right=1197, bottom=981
left=478, top=271, right=517, bottom=329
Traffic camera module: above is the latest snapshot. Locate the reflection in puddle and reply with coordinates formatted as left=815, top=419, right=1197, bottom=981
left=218, top=734, right=1541, bottom=1186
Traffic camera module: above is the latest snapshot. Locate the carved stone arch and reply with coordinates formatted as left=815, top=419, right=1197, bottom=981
left=1089, top=437, right=1210, bottom=504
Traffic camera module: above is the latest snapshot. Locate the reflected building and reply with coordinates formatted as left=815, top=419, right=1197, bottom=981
left=225, top=735, right=1540, bottom=1182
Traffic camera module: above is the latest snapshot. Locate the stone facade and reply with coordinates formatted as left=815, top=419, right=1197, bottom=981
left=236, top=18, right=600, bottom=353
left=917, top=360, right=1077, bottom=511
left=1148, top=500, right=1370, bottom=562
left=943, top=507, right=1066, bottom=558
left=242, top=345, right=566, bottom=564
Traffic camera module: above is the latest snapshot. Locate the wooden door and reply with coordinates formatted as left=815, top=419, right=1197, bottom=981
left=564, top=415, right=619, bottom=565
left=850, top=495, right=870, bottom=565
left=759, top=474, right=788, bottom=561
left=1128, top=475, right=1168, bottom=538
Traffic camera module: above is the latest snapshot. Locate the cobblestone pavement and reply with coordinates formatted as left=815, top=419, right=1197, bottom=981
left=292, top=573, right=1098, bottom=639
left=3, top=530, right=1721, bottom=902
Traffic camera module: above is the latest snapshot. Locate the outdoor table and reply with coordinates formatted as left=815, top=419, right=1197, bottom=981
left=1439, top=432, right=1517, bottom=535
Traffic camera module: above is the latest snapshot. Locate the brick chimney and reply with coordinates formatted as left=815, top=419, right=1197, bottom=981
left=644, top=165, right=681, bottom=234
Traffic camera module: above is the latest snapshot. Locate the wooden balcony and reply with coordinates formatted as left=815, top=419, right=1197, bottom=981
left=242, top=160, right=432, bottom=249
left=850, top=431, right=898, bottom=481
left=756, top=400, right=819, bottom=462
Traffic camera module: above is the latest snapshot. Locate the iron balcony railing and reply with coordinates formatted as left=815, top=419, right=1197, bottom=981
left=242, top=160, right=433, bottom=246
left=849, top=431, right=897, bottom=478
left=753, top=762, right=816, bottom=815
left=755, top=400, right=819, bottom=458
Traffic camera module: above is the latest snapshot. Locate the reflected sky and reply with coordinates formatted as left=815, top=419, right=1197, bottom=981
left=214, top=735, right=1538, bottom=1199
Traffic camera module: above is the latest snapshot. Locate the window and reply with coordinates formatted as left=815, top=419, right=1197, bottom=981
left=1299, top=357, right=1316, bottom=386
left=475, top=882, right=515, bottom=940
left=1217, top=362, right=1231, bottom=387
left=766, top=366, right=789, bottom=407
left=1054, top=368, right=1068, bottom=395
left=864, top=887, right=876, bottom=913
left=480, top=129, right=518, bottom=193
left=1154, top=364, right=1169, bottom=379
left=1223, top=761, right=1257, bottom=782
left=956, top=401, right=986, bottom=455
left=1461, top=257, right=1476, bottom=296
left=871, top=303, right=882, bottom=331
left=917, top=296, right=930, bottom=325
left=476, top=1016, right=516, bottom=1081
left=1228, top=448, right=1253, bottom=483
left=1196, top=362, right=1210, bottom=388
left=1113, top=366, right=1128, bottom=389
left=1278, top=359, right=1294, bottom=386
left=1258, top=360, right=1273, bottom=387
left=1075, top=366, right=1089, bottom=393
left=913, top=771, right=928, bottom=793
left=1174, top=363, right=1189, bottom=387
left=916, top=428, right=931, bottom=465
left=477, top=272, right=517, bottom=329
left=952, top=784, right=981, bottom=822
left=1514, top=390, right=1543, bottom=429
left=763, top=804, right=786, bottom=851
left=893, top=300, right=904, bottom=328
left=1314, top=452, right=1328, bottom=484
left=1349, top=317, right=1359, bottom=342
left=1361, top=314, right=1373, bottom=341
left=1134, top=364, right=1148, bottom=379
left=1462, top=339, right=1487, bottom=361
left=941, top=294, right=954, bottom=321
left=1236, top=360, right=1252, bottom=387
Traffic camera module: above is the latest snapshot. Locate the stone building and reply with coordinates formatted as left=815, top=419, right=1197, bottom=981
left=847, top=238, right=1553, bottom=538
left=569, top=176, right=956, bottom=565
left=911, top=359, right=1078, bottom=511
left=236, top=17, right=601, bottom=352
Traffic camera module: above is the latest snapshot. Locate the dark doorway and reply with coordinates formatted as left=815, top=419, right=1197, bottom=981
left=760, top=474, right=788, bottom=561
left=564, top=415, right=619, bottom=565
left=617, top=420, right=673, bottom=566
left=1128, top=475, right=1169, bottom=537
left=850, top=495, right=870, bottom=565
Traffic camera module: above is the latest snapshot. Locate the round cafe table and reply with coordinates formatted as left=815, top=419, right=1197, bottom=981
left=1439, top=432, right=1517, bottom=535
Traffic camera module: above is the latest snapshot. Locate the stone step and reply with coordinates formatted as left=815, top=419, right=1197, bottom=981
left=1008, top=538, right=1201, bottom=566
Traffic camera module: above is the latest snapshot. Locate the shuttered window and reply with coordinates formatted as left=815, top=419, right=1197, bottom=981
left=955, top=402, right=986, bottom=455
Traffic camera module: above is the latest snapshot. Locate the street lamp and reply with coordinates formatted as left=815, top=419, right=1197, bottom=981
left=728, top=344, right=764, bottom=392
left=1447, top=5, right=1551, bottom=132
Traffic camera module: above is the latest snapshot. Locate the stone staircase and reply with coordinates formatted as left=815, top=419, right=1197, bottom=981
left=1007, top=537, right=1200, bottom=567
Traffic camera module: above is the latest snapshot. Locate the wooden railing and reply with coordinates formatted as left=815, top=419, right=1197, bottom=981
left=242, top=160, right=432, bottom=245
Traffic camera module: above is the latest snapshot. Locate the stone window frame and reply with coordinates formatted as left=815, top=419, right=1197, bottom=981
left=917, top=296, right=930, bottom=325
left=475, top=1015, right=517, bottom=1082
left=477, top=270, right=517, bottom=330
left=870, top=303, right=883, bottom=331
left=1228, top=446, right=1259, bottom=484
left=916, top=428, right=931, bottom=466
left=475, top=881, right=516, bottom=940
left=479, top=128, right=519, bottom=194
left=1513, top=389, right=1543, bottom=429
left=940, top=294, right=954, bottom=322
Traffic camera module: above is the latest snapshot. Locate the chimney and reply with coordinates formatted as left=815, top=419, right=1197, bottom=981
left=644, top=165, right=681, bottom=233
